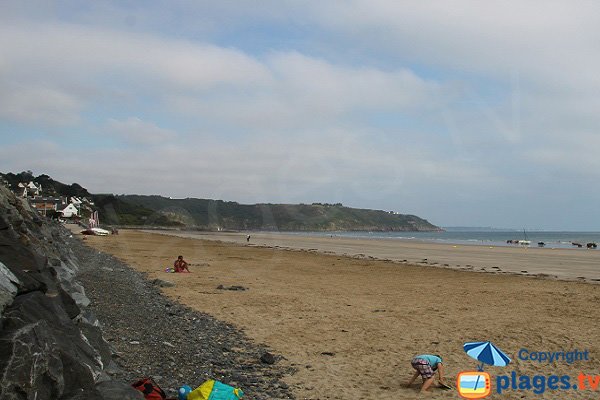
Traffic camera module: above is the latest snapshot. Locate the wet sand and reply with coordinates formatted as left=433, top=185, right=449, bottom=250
left=81, top=229, right=600, bottom=399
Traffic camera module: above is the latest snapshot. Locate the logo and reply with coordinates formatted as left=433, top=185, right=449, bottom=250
left=457, top=342, right=595, bottom=397
left=457, top=371, right=491, bottom=399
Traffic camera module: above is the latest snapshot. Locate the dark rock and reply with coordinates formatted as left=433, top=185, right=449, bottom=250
left=0, top=292, right=104, bottom=397
left=0, top=236, right=53, bottom=295
left=0, top=216, right=9, bottom=230
left=0, top=261, right=19, bottom=315
left=217, top=285, right=248, bottom=291
left=260, top=352, right=276, bottom=365
left=59, top=285, right=82, bottom=319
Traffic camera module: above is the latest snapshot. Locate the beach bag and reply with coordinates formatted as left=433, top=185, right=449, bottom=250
left=187, top=379, right=244, bottom=400
left=132, top=377, right=167, bottom=400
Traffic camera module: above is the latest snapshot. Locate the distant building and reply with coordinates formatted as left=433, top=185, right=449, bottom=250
left=29, top=196, right=67, bottom=216
left=70, top=197, right=83, bottom=207
left=17, top=181, right=42, bottom=197
left=60, top=203, right=79, bottom=218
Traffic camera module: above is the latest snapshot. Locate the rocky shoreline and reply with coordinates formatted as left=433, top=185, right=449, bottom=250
left=71, top=237, right=295, bottom=399
left=0, top=183, right=294, bottom=399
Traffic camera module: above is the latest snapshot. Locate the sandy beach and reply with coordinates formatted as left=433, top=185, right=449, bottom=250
left=82, top=229, right=600, bottom=399
left=146, top=230, right=600, bottom=282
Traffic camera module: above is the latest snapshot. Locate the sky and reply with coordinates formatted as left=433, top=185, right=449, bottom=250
left=1, top=1, right=599, bottom=230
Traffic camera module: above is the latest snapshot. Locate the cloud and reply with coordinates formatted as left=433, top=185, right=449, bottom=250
left=0, top=21, right=450, bottom=137
left=0, top=22, right=270, bottom=89
left=167, top=51, right=451, bottom=133
left=0, top=22, right=272, bottom=128
left=105, top=117, right=177, bottom=145
left=309, top=1, right=600, bottom=81
left=0, top=83, right=82, bottom=126
left=2, top=2, right=600, bottom=229
left=304, top=2, right=600, bottom=143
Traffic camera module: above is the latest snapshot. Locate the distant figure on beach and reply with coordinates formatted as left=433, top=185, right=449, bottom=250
left=406, top=354, right=446, bottom=393
left=246, top=235, right=250, bottom=243
left=173, top=255, right=190, bottom=273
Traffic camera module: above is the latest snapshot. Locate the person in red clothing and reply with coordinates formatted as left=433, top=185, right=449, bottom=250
left=173, top=255, right=190, bottom=273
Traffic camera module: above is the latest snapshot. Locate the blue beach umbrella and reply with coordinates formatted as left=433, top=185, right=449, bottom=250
left=464, top=341, right=511, bottom=370
left=463, top=341, right=511, bottom=392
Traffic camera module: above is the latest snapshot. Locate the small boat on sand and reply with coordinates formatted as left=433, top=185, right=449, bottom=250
left=81, top=227, right=110, bottom=236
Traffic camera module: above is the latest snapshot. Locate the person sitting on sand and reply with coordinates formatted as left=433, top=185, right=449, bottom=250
left=173, top=255, right=190, bottom=273
left=405, top=354, right=446, bottom=393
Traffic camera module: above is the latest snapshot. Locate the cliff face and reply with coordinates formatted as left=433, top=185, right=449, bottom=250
left=0, top=184, right=142, bottom=399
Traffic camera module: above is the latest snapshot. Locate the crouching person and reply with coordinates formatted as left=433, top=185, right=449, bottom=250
left=406, top=354, right=446, bottom=393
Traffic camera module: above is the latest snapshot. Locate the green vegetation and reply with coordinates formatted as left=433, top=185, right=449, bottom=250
left=117, top=195, right=441, bottom=231
left=91, top=194, right=183, bottom=226
left=0, top=171, right=441, bottom=231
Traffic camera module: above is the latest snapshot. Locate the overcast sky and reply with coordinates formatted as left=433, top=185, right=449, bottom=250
left=1, top=1, right=599, bottom=230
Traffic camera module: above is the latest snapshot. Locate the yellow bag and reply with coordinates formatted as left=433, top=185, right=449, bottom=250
left=187, top=380, right=243, bottom=400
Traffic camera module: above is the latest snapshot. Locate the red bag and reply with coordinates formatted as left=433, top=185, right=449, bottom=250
left=132, top=378, right=167, bottom=400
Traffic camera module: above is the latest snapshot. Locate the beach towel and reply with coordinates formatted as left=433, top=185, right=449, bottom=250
left=187, top=380, right=243, bottom=400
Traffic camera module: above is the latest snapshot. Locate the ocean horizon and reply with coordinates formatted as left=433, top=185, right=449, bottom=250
left=266, top=229, right=600, bottom=249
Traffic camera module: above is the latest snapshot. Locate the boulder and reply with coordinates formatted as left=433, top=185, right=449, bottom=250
left=0, top=292, right=104, bottom=398
left=0, top=183, right=140, bottom=399
left=0, top=261, right=19, bottom=316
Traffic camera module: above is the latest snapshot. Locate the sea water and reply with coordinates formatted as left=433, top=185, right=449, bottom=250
left=278, top=230, right=600, bottom=249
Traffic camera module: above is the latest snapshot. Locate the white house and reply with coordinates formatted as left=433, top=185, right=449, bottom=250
left=70, top=197, right=82, bottom=207
left=60, top=203, right=79, bottom=218
left=17, top=181, right=42, bottom=197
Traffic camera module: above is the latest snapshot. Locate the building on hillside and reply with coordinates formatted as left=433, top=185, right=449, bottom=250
left=70, top=197, right=82, bottom=207
left=29, top=196, right=67, bottom=216
left=17, top=181, right=42, bottom=197
left=60, top=203, right=79, bottom=218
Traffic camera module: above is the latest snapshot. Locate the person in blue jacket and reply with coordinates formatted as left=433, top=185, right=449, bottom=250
left=405, top=354, right=446, bottom=392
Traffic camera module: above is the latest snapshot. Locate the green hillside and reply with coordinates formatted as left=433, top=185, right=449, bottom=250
left=0, top=171, right=441, bottom=231
left=116, top=195, right=441, bottom=231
